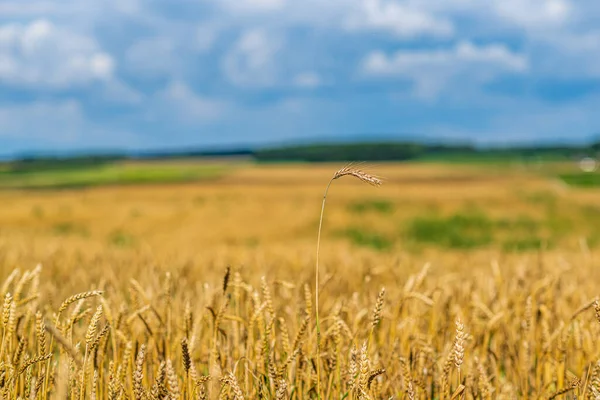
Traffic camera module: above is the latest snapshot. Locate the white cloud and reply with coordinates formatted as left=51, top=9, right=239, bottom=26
left=157, top=81, right=225, bottom=122
left=494, top=0, right=571, bottom=28
left=399, top=0, right=574, bottom=29
left=346, top=0, right=454, bottom=38
left=0, top=0, right=144, bottom=19
left=89, top=53, right=114, bottom=79
left=223, top=29, right=282, bottom=87
left=363, top=41, right=528, bottom=98
left=0, top=19, right=116, bottom=88
left=112, top=0, right=142, bottom=15
left=293, top=72, right=321, bottom=88
left=220, top=0, right=286, bottom=13
left=455, top=41, right=527, bottom=71
left=364, top=42, right=528, bottom=75
left=0, top=2, right=61, bottom=17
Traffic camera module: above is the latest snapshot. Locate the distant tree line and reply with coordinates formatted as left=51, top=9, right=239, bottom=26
left=253, top=143, right=473, bottom=162
left=3, top=141, right=600, bottom=170
left=252, top=142, right=600, bottom=162
left=7, top=155, right=126, bottom=173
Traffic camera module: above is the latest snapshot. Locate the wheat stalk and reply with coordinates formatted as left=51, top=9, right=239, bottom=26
left=221, top=371, right=244, bottom=400
left=315, top=162, right=381, bottom=399
left=44, top=289, right=103, bottom=397
left=133, top=344, right=146, bottom=400
left=182, top=337, right=192, bottom=398
left=332, top=163, right=383, bottom=186
left=57, top=290, right=104, bottom=319
left=368, top=287, right=385, bottom=351
left=44, top=321, right=83, bottom=366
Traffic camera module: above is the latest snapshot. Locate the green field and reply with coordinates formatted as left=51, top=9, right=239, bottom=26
left=0, top=160, right=229, bottom=189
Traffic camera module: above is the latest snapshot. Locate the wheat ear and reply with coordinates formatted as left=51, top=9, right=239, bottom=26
left=315, top=162, right=382, bottom=399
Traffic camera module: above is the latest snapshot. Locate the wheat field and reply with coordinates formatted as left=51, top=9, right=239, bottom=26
left=0, top=162, right=599, bottom=399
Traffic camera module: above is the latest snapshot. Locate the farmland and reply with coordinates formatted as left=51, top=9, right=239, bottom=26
left=0, top=160, right=599, bottom=398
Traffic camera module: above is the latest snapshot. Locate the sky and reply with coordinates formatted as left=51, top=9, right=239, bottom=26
left=1, top=0, right=600, bottom=156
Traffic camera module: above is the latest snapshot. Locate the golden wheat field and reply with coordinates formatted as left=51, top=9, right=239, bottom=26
left=2, top=161, right=600, bottom=399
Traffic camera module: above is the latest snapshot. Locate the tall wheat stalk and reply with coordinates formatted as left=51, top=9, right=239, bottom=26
left=315, top=163, right=382, bottom=399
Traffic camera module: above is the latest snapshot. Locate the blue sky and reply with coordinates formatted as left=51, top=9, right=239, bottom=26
left=1, top=0, right=599, bottom=156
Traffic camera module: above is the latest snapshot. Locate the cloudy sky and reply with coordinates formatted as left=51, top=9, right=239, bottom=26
left=1, top=0, right=599, bottom=156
